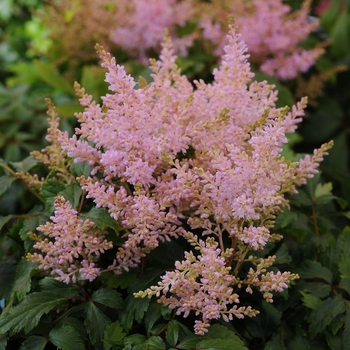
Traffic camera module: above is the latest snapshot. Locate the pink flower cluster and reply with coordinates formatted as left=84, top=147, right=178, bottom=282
left=110, top=0, right=323, bottom=79
left=29, top=22, right=331, bottom=333
left=27, top=196, right=113, bottom=284
left=199, top=0, right=324, bottom=79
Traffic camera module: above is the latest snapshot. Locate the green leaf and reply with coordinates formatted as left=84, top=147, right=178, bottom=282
left=49, top=325, right=85, bottom=350
left=300, top=291, right=321, bottom=310
left=274, top=244, right=291, bottom=265
left=275, top=210, right=297, bottom=229
left=0, top=292, right=68, bottom=334
left=166, top=320, right=179, bottom=347
left=38, top=277, right=80, bottom=297
left=81, top=207, right=119, bottom=232
left=123, top=334, right=147, bottom=347
left=304, top=282, right=332, bottom=298
left=337, top=227, right=350, bottom=256
left=343, top=308, right=350, bottom=349
left=0, top=175, right=16, bottom=196
left=6, top=259, right=37, bottom=307
left=0, top=262, right=16, bottom=299
left=119, top=295, right=150, bottom=331
left=339, top=255, right=350, bottom=277
left=59, top=183, right=82, bottom=209
left=315, top=182, right=333, bottom=199
left=299, top=261, right=333, bottom=283
left=103, top=321, right=126, bottom=350
left=40, top=180, right=66, bottom=212
left=10, top=156, right=38, bottom=173
left=91, top=288, right=123, bottom=309
left=70, top=162, right=93, bottom=178
left=0, top=215, right=13, bottom=231
left=196, top=338, right=247, bottom=350
left=19, top=336, right=47, bottom=350
left=145, top=301, right=163, bottom=334
left=144, top=336, right=166, bottom=350
left=309, top=296, right=347, bottom=338
left=85, top=300, right=111, bottom=349
left=34, top=60, right=74, bottom=95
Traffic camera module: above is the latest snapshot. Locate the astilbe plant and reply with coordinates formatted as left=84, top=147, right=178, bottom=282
left=24, top=23, right=332, bottom=334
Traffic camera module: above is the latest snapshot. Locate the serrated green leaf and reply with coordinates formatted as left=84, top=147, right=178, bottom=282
left=337, top=227, right=350, bottom=256
left=299, top=261, right=333, bottom=283
left=145, top=301, right=163, bottom=334
left=0, top=175, right=16, bottom=196
left=81, top=207, right=119, bottom=232
left=0, top=334, right=6, bottom=350
left=0, top=292, right=68, bottom=334
left=304, top=282, right=332, bottom=298
left=339, top=255, right=350, bottom=277
left=274, top=244, right=291, bottom=265
left=19, top=335, right=47, bottom=350
left=38, top=277, right=80, bottom=297
left=144, top=336, right=166, bottom=350
left=6, top=259, right=37, bottom=307
left=85, top=300, right=111, bottom=349
left=123, top=334, right=147, bottom=347
left=343, top=308, right=350, bottom=349
left=10, top=156, right=38, bottom=173
left=91, top=288, right=123, bottom=309
left=40, top=180, right=66, bottom=212
left=315, top=182, right=333, bottom=199
left=309, top=296, right=347, bottom=338
left=300, top=291, right=321, bottom=310
left=275, top=210, right=298, bottom=229
left=34, top=60, right=74, bottom=95
left=119, top=296, right=150, bottom=331
left=55, top=317, right=87, bottom=343
left=59, top=183, right=82, bottom=209
left=0, top=215, right=13, bottom=231
left=49, top=325, right=85, bottom=350
left=70, top=162, right=93, bottom=178
left=106, top=270, right=138, bottom=289
left=196, top=338, right=246, bottom=350
left=103, top=321, right=126, bottom=350
left=166, top=320, right=179, bottom=347
left=339, top=278, right=350, bottom=295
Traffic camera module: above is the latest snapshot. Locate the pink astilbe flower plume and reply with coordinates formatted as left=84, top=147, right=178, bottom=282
left=29, top=22, right=332, bottom=334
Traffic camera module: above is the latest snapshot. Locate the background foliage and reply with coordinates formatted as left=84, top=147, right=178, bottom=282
left=1, top=0, right=350, bottom=349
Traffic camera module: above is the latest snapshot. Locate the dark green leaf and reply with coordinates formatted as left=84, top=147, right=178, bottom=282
left=10, top=156, right=38, bottom=173
left=81, top=207, right=119, bottom=232
left=339, top=278, right=350, bottom=295
left=339, top=255, right=350, bottom=277
left=91, top=288, right=123, bottom=309
left=6, top=259, right=37, bottom=307
left=0, top=215, right=13, bottom=231
left=38, top=277, right=80, bottom=297
left=85, top=300, right=111, bottom=349
left=337, top=227, right=350, bottom=257
left=166, top=320, right=179, bottom=347
left=103, top=321, right=126, bottom=350
left=145, top=301, right=163, bottom=334
left=0, top=292, right=68, bottom=334
left=34, top=60, right=74, bottom=95
left=304, top=282, right=332, bottom=298
left=19, top=336, right=47, bottom=350
left=275, top=210, right=298, bottom=229
left=309, top=296, right=347, bottom=338
left=299, top=261, right=333, bottom=283
left=300, top=291, right=321, bottom=310
left=40, top=180, right=66, bottom=212
left=144, top=336, right=166, bottom=350
left=343, top=308, right=350, bottom=349
left=119, top=296, right=150, bottom=331
left=274, top=244, right=291, bottom=265
left=0, top=175, right=16, bottom=196
left=0, top=262, right=16, bottom=299
left=123, top=334, right=147, bottom=347
left=196, top=338, right=247, bottom=350
left=49, top=325, right=85, bottom=350
left=59, top=183, right=82, bottom=209
left=70, top=162, right=93, bottom=178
